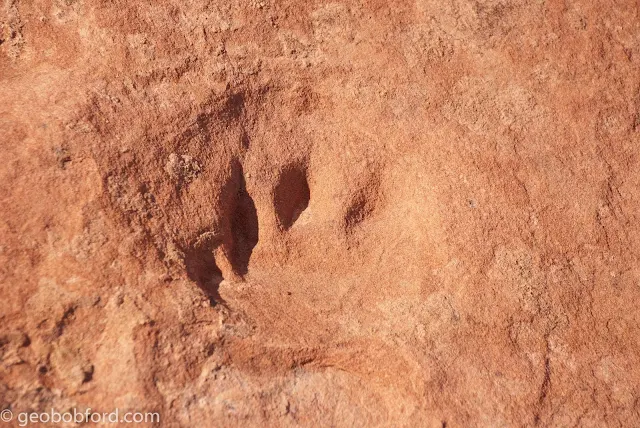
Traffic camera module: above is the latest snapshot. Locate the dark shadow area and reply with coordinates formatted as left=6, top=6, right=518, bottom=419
left=274, top=166, right=310, bottom=230
left=183, top=243, right=224, bottom=306
left=230, top=164, right=259, bottom=275
left=222, top=92, right=245, bottom=121
left=344, top=194, right=369, bottom=228
left=183, top=161, right=258, bottom=304
left=343, top=191, right=375, bottom=231
left=342, top=174, right=381, bottom=233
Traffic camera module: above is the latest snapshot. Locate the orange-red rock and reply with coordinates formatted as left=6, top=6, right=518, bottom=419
left=2, top=0, right=639, bottom=426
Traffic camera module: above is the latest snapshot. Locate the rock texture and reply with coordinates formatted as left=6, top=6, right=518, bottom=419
left=1, top=0, right=640, bottom=426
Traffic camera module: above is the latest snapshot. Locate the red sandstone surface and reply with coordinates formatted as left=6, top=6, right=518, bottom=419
left=1, top=0, right=640, bottom=426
